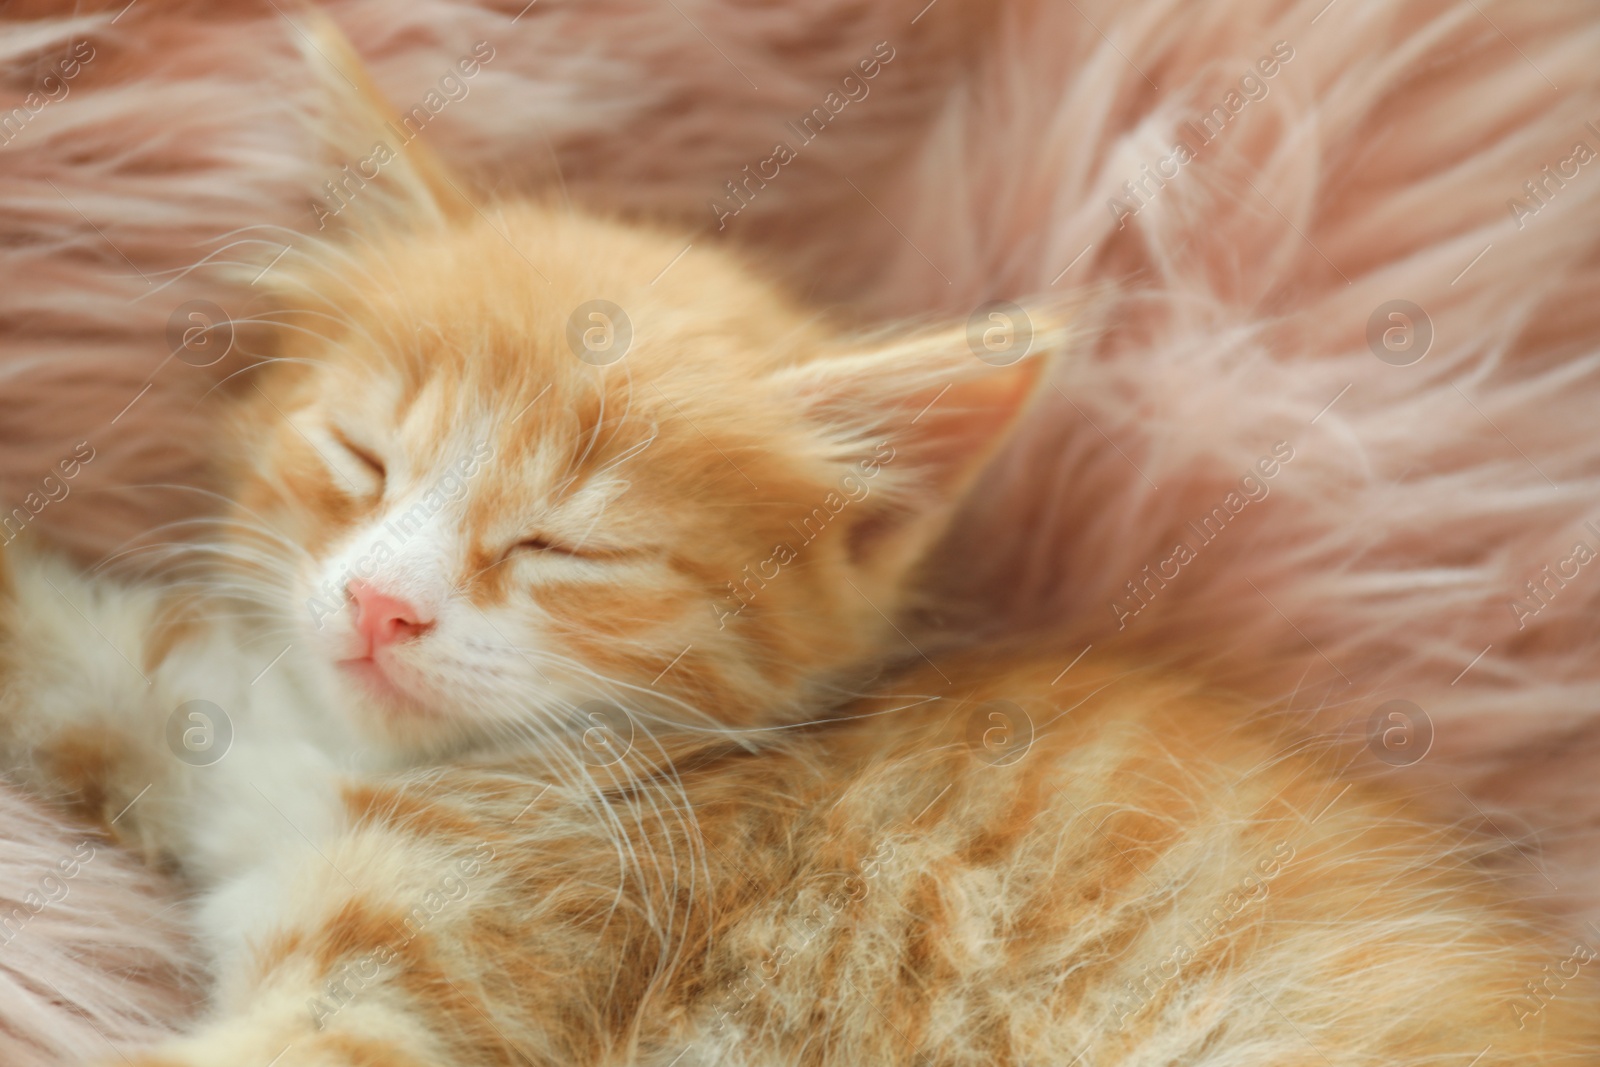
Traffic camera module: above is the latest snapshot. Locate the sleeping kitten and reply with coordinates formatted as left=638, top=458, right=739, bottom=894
left=0, top=17, right=1594, bottom=1066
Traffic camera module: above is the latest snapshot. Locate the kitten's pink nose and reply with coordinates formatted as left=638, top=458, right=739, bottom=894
left=347, top=580, right=433, bottom=651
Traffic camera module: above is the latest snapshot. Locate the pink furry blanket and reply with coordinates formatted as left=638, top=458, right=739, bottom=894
left=4, top=0, right=1599, bottom=1059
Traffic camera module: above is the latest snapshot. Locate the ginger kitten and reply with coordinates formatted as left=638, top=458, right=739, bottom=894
left=0, top=15, right=1593, bottom=1066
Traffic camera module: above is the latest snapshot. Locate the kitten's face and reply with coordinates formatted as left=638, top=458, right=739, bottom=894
left=233, top=205, right=1026, bottom=757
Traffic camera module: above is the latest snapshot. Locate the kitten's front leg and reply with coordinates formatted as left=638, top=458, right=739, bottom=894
left=0, top=547, right=232, bottom=859
left=111, top=768, right=560, bottom=1067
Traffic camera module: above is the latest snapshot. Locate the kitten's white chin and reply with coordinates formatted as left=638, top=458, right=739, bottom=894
left=337, top=657, right=441, bottom=727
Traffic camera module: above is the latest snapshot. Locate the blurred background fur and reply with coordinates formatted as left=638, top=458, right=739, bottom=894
left=3, top=0, right=1600, bottom=1060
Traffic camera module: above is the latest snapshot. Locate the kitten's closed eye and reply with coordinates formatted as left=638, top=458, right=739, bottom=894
left=329, top=427, right=386, bottom=494
left=511, top=535, right=568, bottom=556
left=506, top=536, right=635, bottom=563
left=331, top=429, right=385, bottom=478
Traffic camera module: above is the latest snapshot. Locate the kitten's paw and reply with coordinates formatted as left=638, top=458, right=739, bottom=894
left=117, top=1026, right=441, bottom=1067
left=0, top=550, right=183, bottom=839
left=113, top=1044, right=323, bottom=1067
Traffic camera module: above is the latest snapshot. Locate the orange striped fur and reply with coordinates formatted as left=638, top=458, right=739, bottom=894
left=0, top=14, right=1593, bottom=1067
left=108, top=654, right=1600, bottom=1065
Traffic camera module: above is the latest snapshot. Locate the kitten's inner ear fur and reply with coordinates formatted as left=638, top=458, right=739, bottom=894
left=776, top=313, right=1075, bottom=604
left=291, top=11, right=475, bottom=233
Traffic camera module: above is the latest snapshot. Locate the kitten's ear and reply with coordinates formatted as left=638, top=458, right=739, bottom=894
left=777, top=301, right=1091, bottom=599
left=288, top=9, right=475, bottom=234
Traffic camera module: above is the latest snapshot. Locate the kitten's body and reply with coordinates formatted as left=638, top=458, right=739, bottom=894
left=1, top=559, right=1594, bottom=1065
left=0, top=20, right=1594, bottom=1065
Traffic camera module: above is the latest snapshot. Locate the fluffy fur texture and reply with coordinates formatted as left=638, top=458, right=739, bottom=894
left=3, top=544, right=1598, bottom=1063
left=226, top=191, right=1056, bottom=755
left=3, top=0, right=1600, bottom=1058
left=0, top=782, right=196, bottom=1065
